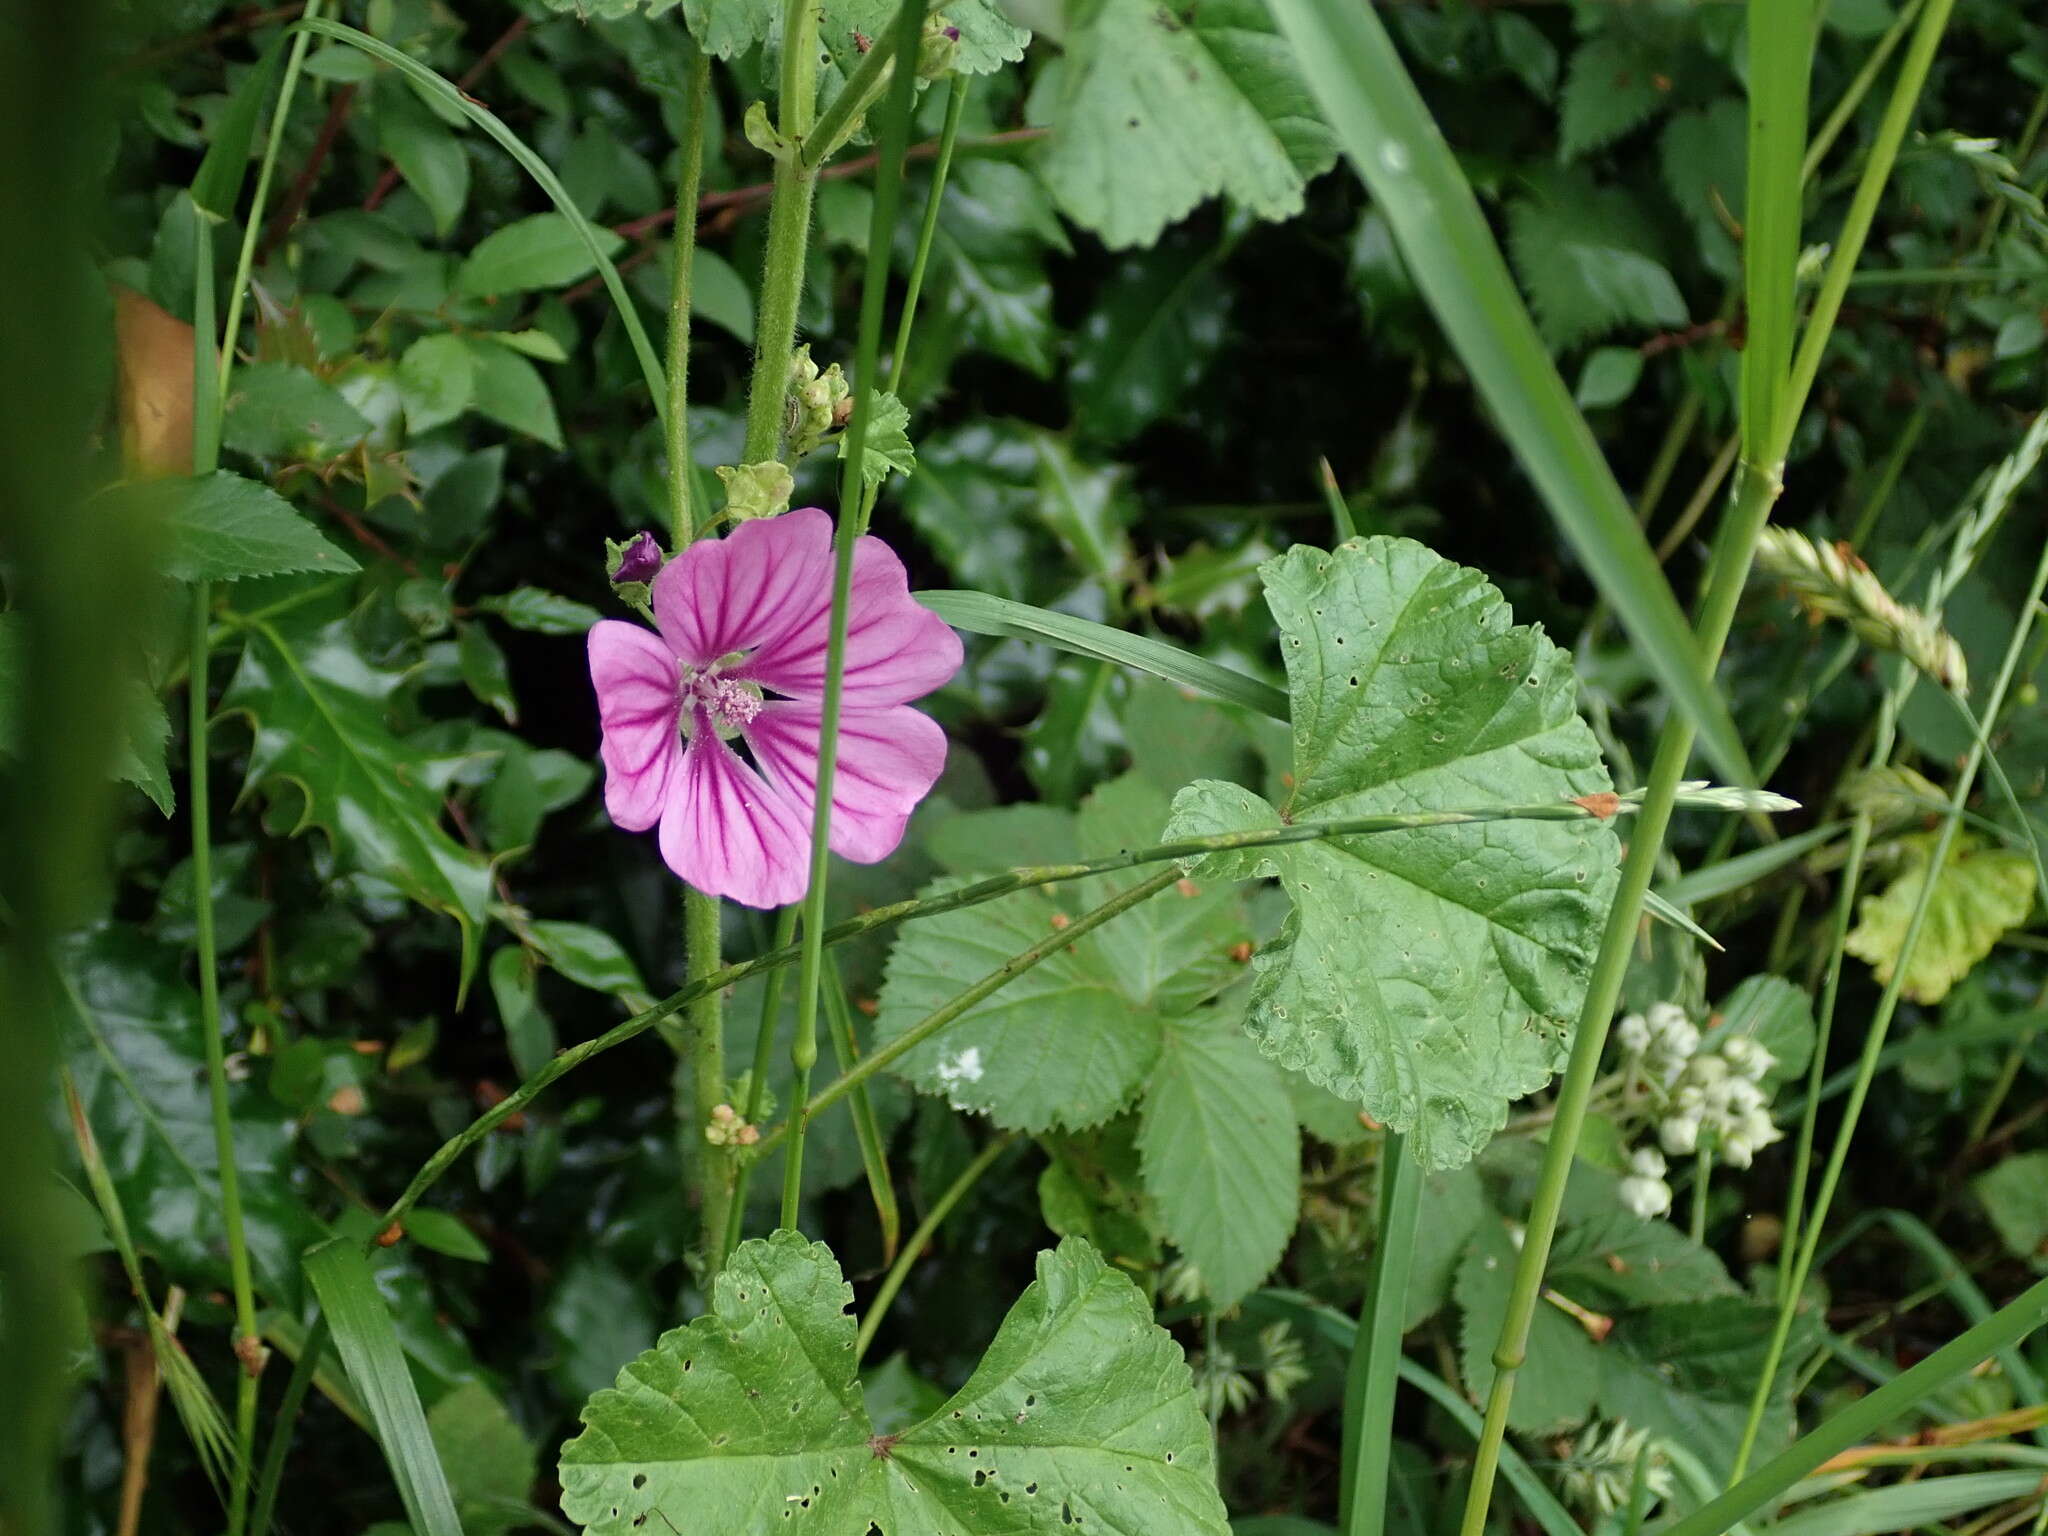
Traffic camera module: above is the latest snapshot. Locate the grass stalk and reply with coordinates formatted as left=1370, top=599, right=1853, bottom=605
left=1341, top=1131, right=1422, bottom=1536
left=854, top=1133, right=1013, bottom=1362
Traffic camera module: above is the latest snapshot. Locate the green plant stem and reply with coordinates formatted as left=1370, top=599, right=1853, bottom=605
left=1458, top=452, right=1786, bottom=1536
left=1342, top=1131, right=1422, bottom=1536
left=218, top=0, right=321, bottom=403
left=758, top=868, right=1183, bottom=1154
left=373, top=798, right=1691, bottom=1234
left=664, top=44, right=711, bottom=544
left=684, top=888, right=731, bottom=1271
left=854, top=1132, right=1013, bottom=1363
left=1777, top=813, right=1871, bottom=1288
left=889, top=73, right=968, bottom=384
left=719, top=905, right=801, bottom=1260
left=1660, top=1275, right=2048, bottom=1536
left=824, top=961, right=901, bottom=1261
left=801, top=16, right=905, bottom=173
left=1800, top=0, right=1922, bottom=182
left=780, top=0, right=925, bottom=1231
left=1732, top=517, right=2048, bottom=1478
left=1779, top=0, right=1958, bottom=457
left=249, top=1316, right=328, bottom=1536
left=1689, top=1145, right=1713, bottom=1245
left=740, top=0, right=824, bottom=464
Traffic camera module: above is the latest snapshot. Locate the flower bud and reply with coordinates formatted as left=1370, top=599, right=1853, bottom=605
left=1615, top=1013, right=1651, bottom=1055
left=1619, top=1172, right=1673, bottom=1220
left=785, top=345, right=851, bottom=457
left=1629, top=1146, right=1667, bottom=1180
left=716, top=460, right=795, bottom=523
left=609, top=531, right=663, bottom=586
left=1659, top=1112, right=1701, bottom=1156
left=1646, top=1001, right=1689, bottom=1039
left=917, top=13, right=962, bottom=79
left=1721, top=1036, right=1776, bottom=1080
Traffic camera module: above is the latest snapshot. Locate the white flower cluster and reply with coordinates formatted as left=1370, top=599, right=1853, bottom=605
left=1612, top=1003, right=1786, bottom=1216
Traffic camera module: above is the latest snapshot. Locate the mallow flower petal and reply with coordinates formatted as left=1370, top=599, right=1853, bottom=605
left=744, top=702, right=948, bottom=864
left=588, top=619, right=681, bottom=832
left=739, top=533, right=964, bottom=708
left=657, top=734, right=813, bottom=908
left=649, top=507, right=839, bottom=668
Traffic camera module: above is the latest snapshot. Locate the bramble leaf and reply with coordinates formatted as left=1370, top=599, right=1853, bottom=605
left=1507, top=169, right=1686, bottom=350
left=1558, top=35, right=1668, bottom=159
left=1845, top=832, right=2038, bottom=1004
left=1163, top=537, right=1620, bottom=1169
left=1975, top=1151, right=2048, bottom=1272
left=1031, top=0, right=1336, bottom=249
left=557, top=1232, right=1227, bottom=1535
left=147, top=471, right=361, bottom=583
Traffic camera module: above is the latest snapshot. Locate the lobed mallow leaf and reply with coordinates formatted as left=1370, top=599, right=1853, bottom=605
left=558, top=1232, right=1227, bottom=1535
left=1164, top=537, right=1620, bottom=1169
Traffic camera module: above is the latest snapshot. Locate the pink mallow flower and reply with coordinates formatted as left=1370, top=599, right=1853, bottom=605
left=587, top=507, right=960, bottom=908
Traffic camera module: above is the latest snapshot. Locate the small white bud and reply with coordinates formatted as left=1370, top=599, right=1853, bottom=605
left=1619, top=1174, right=1673, bottom=1220
left=1629, top=1146, right=1668, bottom=1179
left=1723, top=1078, right=1766, bottom=1118
left=1646, top=1001, right=1689, bottom=1040
left=1722, top=1036, right=1776, bottom=1080
left=1660, top=1113, right=1702, bottom=1156
left=1616, top=1013, right=1652, bottom=1055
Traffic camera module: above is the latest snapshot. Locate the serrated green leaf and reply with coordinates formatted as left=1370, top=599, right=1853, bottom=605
left=1507, top=169, right=1686, bottom=351
left=839, top=391, right=916, bottom=487
left=1164, top=538, right=1620, bottom=1169
left=1974, top=1151, right=2048, bottom=1272
left=1845, top=832, right=2039, bottom=1004
left=376, top=74, right=470, bottom=237
left=113, top=678, right=174, bottom=814
left=1558, top=35, right=1668, bottom=159
left=1455, top=1221, right=1598, bottom=1432
left=1138, top=1012, right=1299, bottom=1307
left=144, top=472, right=360, bottom=583
left=1033, top=0, right=1336, bottom=249
left=457, top=212, right=628, bottom=297
left=475, top=587, right=603, bottom=635
left=558, top=1232, right=1227, bottom=1535
left=221, top=615, right=491, bottom=990
left=876, top=776, right=1249, bottom=1133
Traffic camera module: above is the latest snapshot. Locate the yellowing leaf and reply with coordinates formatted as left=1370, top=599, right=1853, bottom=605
left=1845, top=833, right=2038, bottom=1004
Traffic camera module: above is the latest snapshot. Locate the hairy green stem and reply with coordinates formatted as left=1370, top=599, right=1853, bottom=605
left=781, top=0, right=926, bottom=1230
left=373, top=798, right=1678, bottom=1235
left=664, top=45, right=711, bottom=543
left=739, top=0, right=824, bottom=464
left=854, top=1133, right=1013, bottom=1363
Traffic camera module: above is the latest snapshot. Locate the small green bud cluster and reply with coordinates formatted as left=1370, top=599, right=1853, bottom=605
left=785, top=343, right=852, bottom=458
left=1555, top=1419, right=1675, bottom=1519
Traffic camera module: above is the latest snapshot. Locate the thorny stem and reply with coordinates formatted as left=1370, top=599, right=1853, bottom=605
left=375, top=798, right=1647, bottom=1235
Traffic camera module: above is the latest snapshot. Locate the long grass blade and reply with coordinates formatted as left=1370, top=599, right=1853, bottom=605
left=1340, top=1133, right=1421, bottom=1536
left=918, top=589, right=1290, bottom=720
left=303, top=1239, right=462, bottom=1536
left=1264, top=0, right=1752, bottom=786
left=1659, top=1273, right=2048, bottom=1536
